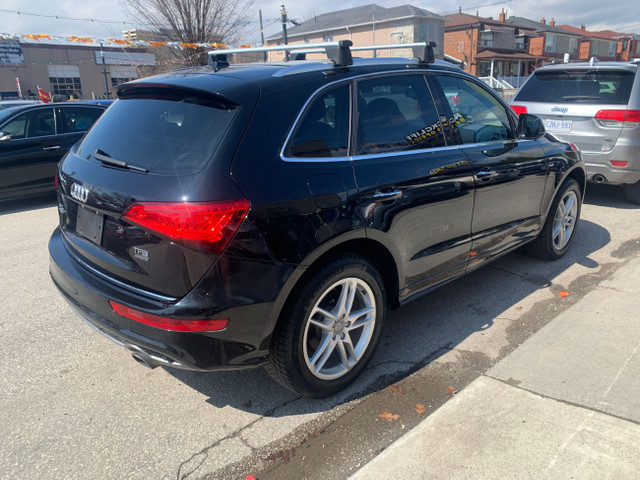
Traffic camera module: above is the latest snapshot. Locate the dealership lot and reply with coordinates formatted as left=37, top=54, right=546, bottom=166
left=2, top=185, right=639, bottom=479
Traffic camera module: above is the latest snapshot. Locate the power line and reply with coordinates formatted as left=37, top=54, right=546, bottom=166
left=0, top=8, right=278, bottom=29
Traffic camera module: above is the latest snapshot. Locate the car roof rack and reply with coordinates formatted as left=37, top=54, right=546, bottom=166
left=208, top=41, right=437, bottom=71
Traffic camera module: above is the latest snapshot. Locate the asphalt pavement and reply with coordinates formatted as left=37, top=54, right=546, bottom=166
left=349, top=256, right=640, bottom=479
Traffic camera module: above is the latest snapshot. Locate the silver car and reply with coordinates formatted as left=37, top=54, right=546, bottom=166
left=510, top=61, right=640, bottom=204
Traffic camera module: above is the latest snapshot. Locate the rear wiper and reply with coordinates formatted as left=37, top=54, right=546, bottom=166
left=93, top=149, right=148, bottom=173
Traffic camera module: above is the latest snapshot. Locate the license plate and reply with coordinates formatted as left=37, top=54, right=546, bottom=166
left=76, top=206, right=104, bottom=245
left=544, top=119, right=572, bottom=133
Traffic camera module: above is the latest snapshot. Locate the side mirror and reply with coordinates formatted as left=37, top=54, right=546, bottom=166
left=518, top=113, right=545, bottom=139
left=0, top=131, right=11, bottom=142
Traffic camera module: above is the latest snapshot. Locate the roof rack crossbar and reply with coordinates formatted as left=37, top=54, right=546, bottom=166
left=208, top=40, right=354, bottom=67
left=278, top=42, right=437, bottom=65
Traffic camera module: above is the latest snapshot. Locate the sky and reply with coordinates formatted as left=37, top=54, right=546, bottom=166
left=0, top=0, right=638, bottom=44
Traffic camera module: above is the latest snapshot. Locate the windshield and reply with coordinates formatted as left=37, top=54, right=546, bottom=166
left=74, top=94, right=238, bottom=175
left=516, top=69, right=635, bottom=104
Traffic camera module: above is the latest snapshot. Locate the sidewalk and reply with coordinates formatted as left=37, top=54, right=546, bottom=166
left=350, top=258, right=640, bottom=479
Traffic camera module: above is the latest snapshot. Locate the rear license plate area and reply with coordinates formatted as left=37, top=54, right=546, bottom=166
left=76, top=206, right=104, bottom=245
left=544, top=119, right=572, bottom=133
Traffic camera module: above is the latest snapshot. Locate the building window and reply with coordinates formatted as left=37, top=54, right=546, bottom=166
left=304, top=37, right=310, bottom=43
left=569, top=37, right=578, bottom=54
left=545, top=34, right=556, bottom=53
left=323, top=34, right=333, bottom=42
left=47, top=65, right=82, bottom=99
left=110, top=66, right=138, bottom=89
left=608, top=41, right=617, bottom=57
left=515, top=36, right=525, bottom=50
left=481, top=31, right=494, bottom=47
left=623, top=39, right=629, bottom=51
left=590, top=40, right=600, bottom=56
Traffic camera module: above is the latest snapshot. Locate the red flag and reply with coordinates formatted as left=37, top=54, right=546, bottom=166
left=37, top=86, right=51, bottom=103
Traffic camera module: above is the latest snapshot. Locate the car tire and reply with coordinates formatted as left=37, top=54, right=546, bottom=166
left=524, top=179, right=581, bottom=260
left=624, top=180, right=640, bottom=205
left=267, top=254, right=386, bottom=398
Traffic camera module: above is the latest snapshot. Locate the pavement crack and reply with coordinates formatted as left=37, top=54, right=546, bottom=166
left=484, top=374, right=640, bottom=427
left=175, top=395, right=302, bottom=480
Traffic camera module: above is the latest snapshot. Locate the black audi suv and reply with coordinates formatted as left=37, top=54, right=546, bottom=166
left=49, top=42, right=585, bottom=397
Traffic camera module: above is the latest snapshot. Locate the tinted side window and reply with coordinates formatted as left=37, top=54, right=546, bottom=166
left=356, top=75, right=445, bottom=155
left=435, top=75, right=514, bottom=144
left=286, top=85, right=349, bottom=158
left=2, top=108, right=55, bottom=139
left=60, top=106, right=104, bottom=132
left=515, top=70, right=635, bottom=104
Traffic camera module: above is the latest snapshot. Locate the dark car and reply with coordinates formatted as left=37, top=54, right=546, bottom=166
left=0, top=102, right=108, bottom=200
left=48, top=42, right=585, bottom=397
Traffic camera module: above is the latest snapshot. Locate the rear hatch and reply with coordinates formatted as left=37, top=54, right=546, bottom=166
left=511, top=66, right=637, bottom=153
left=57, top=77, right=258, bottom=299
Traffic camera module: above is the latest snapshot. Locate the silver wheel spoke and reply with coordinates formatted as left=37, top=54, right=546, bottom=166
left=310, top=334, right=336, bottom=372
left=337, top=279, right=357, bottom=318
left=308, top=316, right=334, bottom=332
left=314, top=307, right=339, bottom=323
left=347, top=306, right=375, bottom=330
left=336, top=338, right=355, bottom=369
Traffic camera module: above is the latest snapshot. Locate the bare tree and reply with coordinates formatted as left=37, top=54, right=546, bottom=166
left=124, top=0, right=252, bottom=66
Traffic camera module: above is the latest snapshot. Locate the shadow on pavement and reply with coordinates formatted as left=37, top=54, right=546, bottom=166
left=168, top=218, right=610, bottom=417
left=0, top=193, right=57, bottom=215
left=584, top=182, right=639, bottom=209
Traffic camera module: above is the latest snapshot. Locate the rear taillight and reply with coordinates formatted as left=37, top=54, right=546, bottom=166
left=109, top=301, right=229, bottom=332
left=511, top=105, right=528, bottom=115
left=595, top=109, right=640, bottom=127
left=568, top=142, right=580, bottom=153
left=123, top=199, right=249, bottom=253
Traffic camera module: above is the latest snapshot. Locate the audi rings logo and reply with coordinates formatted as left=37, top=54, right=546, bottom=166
left=70, top=183, right=89, bottom=203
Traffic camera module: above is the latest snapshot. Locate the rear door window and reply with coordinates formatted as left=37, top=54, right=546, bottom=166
left=59, top=106, right=104, bottom=132
left=356, top=74, right=446, bottom=155
left=74, top=91, right=238, bottom=175
left=515, top=69, right=635, bottom=104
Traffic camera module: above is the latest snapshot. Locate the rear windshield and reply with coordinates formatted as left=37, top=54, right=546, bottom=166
left=515, top=69, right=635, bottom=104
left=74, top=93, right=237, bottom=175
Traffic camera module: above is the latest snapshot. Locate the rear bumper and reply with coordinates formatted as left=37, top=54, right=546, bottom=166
left=581, top=140, right=640, bottom=185
left=49, top=227, right=294, bottom=371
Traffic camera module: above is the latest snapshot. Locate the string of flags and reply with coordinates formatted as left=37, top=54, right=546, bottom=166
left=0, top=32, right=276, bottom=51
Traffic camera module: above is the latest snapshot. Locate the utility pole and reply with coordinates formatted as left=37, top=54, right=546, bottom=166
left=100, top=42, right=110, bottom=99
left=259, top=10, right=267, bottom=62
left=281, top=4, right=289, bottom=60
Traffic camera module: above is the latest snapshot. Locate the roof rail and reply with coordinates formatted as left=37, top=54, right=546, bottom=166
left=208, top=41, right=437, bottom=70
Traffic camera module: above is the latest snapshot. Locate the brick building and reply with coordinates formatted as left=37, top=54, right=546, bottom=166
left=443, top=9, right=540, bottom=81
left=0, top=36, right=156, bottom=101
left=265, top=4, right=446, bottom=60
left=556, top=25, right=630, bottom=61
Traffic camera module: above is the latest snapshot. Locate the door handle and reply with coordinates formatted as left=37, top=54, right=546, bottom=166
left=373, top=190, right=403, bottom=201
left=476, top=169, right=497, bottom=180
left=43, top=145, right=61, bottom=151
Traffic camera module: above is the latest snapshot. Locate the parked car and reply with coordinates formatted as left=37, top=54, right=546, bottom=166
left=0, top=102, right=108, bottom=200
left=510, top=60, right=640, bottom=203
left=0, top=99, right=43, bottom=110
left=48, top=42, right=585, bottom=397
